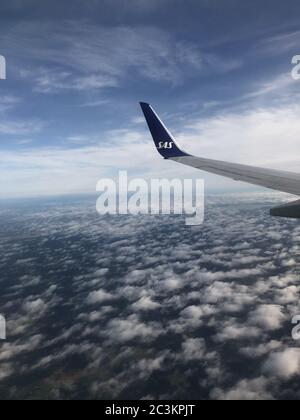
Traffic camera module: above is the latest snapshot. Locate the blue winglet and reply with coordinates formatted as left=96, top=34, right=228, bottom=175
left=140, top=102, right=189, bottom=159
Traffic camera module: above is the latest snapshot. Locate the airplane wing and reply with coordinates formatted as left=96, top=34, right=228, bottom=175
left=140, top=102, right=300, bottom=218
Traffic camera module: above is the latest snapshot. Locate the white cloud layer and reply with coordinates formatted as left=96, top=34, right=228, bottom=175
left=2, top=103, right=300, bottom=198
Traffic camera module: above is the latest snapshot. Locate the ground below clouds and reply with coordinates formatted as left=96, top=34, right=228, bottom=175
left=0, top=193, right=299, bottom=400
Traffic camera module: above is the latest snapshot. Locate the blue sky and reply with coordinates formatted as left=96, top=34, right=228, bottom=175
left=1, top=0, right=300, bottom=198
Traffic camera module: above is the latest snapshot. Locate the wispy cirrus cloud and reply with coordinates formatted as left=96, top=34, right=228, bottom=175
left=5, top=22, right=242, bottom=93
left=23, top=68, right=118, bottom=94
left=0, top=120, right=43, bottom=136
left=0, top=95, right=21, bottom=113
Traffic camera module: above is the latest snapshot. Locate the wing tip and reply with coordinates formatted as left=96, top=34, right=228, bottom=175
left=139, top=102, right=189, bottom=159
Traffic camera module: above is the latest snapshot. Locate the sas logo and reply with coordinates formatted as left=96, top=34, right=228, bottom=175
left=158, top=141, right=174, bottom=149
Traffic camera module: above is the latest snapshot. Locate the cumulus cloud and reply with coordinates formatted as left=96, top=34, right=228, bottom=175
left=249, top=305, right=286, bottom=331
left=211, top=377, right=274, bottom=400
left=86, top=289, right=116, bottom=305
left=161, top=277, right=184, bottom=291
left=23, top=299, right=47, bottom=315
left=240, top=340, right=282, bottom=359
left=0, top=193, right=299, bottom=400
left=104, top=315, right=162, bottom=344
left=263, top=349, right=300, bottom=379
left=131, top=296, right=161, bottom=311
left=0, top=335, right=43, bottom=363
left=215, top=323, right=261, bottom=342
left=182, top=338, right=208, bottom=361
